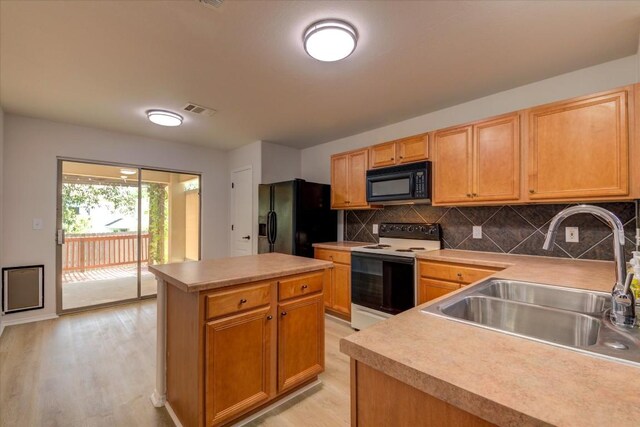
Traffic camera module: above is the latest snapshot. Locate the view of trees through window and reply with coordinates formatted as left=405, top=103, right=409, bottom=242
left=62, top=181, right=168, bottom=265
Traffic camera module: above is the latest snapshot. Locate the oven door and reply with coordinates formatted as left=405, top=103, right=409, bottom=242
left=366, top=171, right=415, bottom=202
left=351, top=253, right=415, bottom=315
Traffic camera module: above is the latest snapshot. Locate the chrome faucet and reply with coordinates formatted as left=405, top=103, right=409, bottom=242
left=542, top=204, right=636, bottom=327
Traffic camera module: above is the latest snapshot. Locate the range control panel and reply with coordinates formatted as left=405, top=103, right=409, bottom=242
left=378, top=222, right=442, bottom=241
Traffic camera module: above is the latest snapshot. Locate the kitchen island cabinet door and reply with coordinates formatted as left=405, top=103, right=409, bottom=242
left=277, top=294, right=325, bottom=393
left=433, top=125, right=473, bottom=204
left=205, top=307, right=273, bottom=427
left=527, top=88, right=630, bottom=200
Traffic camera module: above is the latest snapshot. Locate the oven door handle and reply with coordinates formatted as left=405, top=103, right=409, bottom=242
left=351, top=253, right=415, bottom=265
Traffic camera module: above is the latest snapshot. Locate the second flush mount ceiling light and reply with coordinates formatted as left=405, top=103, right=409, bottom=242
left=303, top=19, right=358, bottom=62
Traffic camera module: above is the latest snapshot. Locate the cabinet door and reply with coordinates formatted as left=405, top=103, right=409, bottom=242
left=398, top=133, right=429, bottom=163
left=278, top=294, right=324, bottom=393
left=418, top=278, right=461, bottom=304
left=370, top=142, right=397, bottom=168
left=433, top=126, right=473, bottom=204
left=330, top=154, right=349, bottom=208
left=332, top=263, right=351, bottom=316
left=347, top=149, right=369, bottom=208
left=527, top=89, right=629, bottom=200
left=473, top=114, right=520, bottom=202
left=205, top=307, right=273, bottom=426
left=322, top=267, right=333, bottom=308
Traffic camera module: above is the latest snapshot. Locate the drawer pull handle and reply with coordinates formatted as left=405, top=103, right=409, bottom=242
left=239, top=298, right=247, bottom=304
left=266, top=315, right=273, bottom=320
left=301, top=284, right=308, bottom=289
left=281, top=311, right=287, bottom=316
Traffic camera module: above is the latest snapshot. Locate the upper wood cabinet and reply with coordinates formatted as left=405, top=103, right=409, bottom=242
left=526, top=87, right=631, bottom=201
left=433, top=114, right=520, bottom=205
left=370, top=133, right=429, bottom=168
left=331, top=149, right=370, bottom=209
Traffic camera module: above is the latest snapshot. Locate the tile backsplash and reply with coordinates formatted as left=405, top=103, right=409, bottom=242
left=344, top=202, right=639, bottom=262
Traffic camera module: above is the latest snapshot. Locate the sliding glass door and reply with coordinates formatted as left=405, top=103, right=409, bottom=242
left=57, top=160, right=200, bottom=313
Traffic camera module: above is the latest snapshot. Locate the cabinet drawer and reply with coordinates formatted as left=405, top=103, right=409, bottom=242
left=279, top=271, right=324, bottom=301
left=206, top=283, right=271, bottom=320
left=419, top=261, right=501, bottom=284
left=314, top=248, right=351, bottom=265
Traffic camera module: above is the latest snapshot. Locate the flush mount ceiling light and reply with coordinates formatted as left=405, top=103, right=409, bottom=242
left=146, top=110, right=183, bottom=127
left=303, top=19, right=358, bottom=62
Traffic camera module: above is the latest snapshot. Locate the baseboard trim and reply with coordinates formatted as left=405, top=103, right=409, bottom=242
left=0, top=313, right=59, bottom=327
left=165, top=401, right=183, bottom=427
left=0, top=323, right=4, bottom=338
left=325, top=312, right=352, bottom=327
left=231, top=379, right=322, bottom=426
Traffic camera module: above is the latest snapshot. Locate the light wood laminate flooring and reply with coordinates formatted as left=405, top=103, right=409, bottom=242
left=0, top=300, right=353, bottom=427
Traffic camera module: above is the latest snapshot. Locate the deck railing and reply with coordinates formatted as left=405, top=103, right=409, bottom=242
left=62, top=232, right=150, bottom=272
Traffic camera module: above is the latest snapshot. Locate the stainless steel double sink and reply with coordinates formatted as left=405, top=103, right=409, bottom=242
left=421, top=279, right=640, bottom=366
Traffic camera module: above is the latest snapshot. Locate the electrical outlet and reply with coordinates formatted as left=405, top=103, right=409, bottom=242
left=565, top=227, right=579, bottom=243
left=472, top=226, right=482, bottom=239
left=32, top=218, right=43, bottom=230
left=372, top=224, right=379, bottom=234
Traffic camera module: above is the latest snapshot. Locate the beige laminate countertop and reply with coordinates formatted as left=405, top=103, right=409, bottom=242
left=148, top=252, right=332, bottom=293
left=340, top=249, right=640, bottom=427
left=312, top=241, right=370, bottom=251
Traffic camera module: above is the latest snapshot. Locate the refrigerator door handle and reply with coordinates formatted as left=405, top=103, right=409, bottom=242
left=270, top=211, right=278, bottom=244
left=266, top=211, right=273, bottom=244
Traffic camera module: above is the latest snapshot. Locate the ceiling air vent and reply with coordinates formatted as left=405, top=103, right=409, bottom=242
left=199, top=0, right=224, bottom=9
left=183, top=103, right=217, bottom=117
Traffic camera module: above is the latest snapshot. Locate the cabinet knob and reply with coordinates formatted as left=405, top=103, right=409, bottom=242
left=529, top=189, right=535, bottom=194
left=266, top=315, right=273, bottom=320
left=466, top=193, right=472, bottom=198
left=329, top=255, right=333, bottom=259
left=390, top=157, right=394, bottom=161
left=346, top=201, right=351, bottom=204
left=239, top=298, right=247, bottom=304
left=472, top=193, right=477, bottom=197
left=399, top=156, right=404, bottom=159
left=301, top=284, right=308, bottom=289
left=457, top=273, right=462, bottom=277
left=281, top=311, right=287, bottom=316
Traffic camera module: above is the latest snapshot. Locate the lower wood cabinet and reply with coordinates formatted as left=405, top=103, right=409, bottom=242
left=418, top=260, right=503, bottom=304
left=278, top=294, right=325, bottom=392
left=166, top=269, right=327, bottom=427
left=205, top=307, right=273, bottom=426
left=314, top=248, right=352, bottom=319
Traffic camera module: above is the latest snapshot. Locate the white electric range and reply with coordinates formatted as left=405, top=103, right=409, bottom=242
left=350, top=223, right=442, bottom=330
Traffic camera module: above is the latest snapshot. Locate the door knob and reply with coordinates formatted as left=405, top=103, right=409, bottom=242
left=242, top=235, right=251, bottom=240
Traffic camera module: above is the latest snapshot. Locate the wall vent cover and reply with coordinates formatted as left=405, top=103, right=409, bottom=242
left=183, top=103, right=217, bottom=117
left=198, top=0, right=224, bottom=9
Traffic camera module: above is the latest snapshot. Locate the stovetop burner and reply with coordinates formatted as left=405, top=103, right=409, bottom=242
left=364, top=244, right=391, bottom=249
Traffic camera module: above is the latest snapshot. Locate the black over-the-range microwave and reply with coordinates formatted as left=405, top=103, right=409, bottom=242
left=366, top=161, right=432, bottom=204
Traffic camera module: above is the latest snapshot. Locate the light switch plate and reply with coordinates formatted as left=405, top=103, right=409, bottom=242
left=565, top=227, right=579, bottom=243
left=472, top=226, right=482, bottom=239
left=32, top=218, right=43, bottom=230
left=372, top=224, right=379, bottom=234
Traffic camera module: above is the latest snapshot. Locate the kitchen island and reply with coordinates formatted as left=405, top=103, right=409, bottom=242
left=149, top=253, right=332, bottom=427
left=341, top=250, right=640, bottom=427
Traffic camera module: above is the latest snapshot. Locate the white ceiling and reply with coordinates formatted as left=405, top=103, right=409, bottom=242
left=1, top=1, right=639, bottom=151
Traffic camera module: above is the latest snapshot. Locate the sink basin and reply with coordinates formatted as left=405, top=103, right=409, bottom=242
left=422, top=278, right=640, bottom=366
left=440, top=296, right=600, bottom=347
left=477, top=279, right=610, bottom=316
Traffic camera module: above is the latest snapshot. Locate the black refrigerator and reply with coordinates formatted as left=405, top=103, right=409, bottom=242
left=258, top=179, right=337, bottom=258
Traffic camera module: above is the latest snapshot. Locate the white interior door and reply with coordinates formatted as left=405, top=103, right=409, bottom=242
left=230, top=167, right=253, bottom=256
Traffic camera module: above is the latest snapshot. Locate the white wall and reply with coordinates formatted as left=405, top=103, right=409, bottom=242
left=301, top=54, right=639, bottom=184
left=261, top=141, right=301, bottom=184
left=228, top=141, right=262, bottom=254
left=2, top=114, right=229, bottom=323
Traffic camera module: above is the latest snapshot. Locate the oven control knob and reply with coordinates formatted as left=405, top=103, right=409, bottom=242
left=380, top=225, right=386, bottom=232
left=420, top=226, right=427, bottom=233
left=407, top=226, right=414, bottom=232
left=400, top=226, right=406, bottom=231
